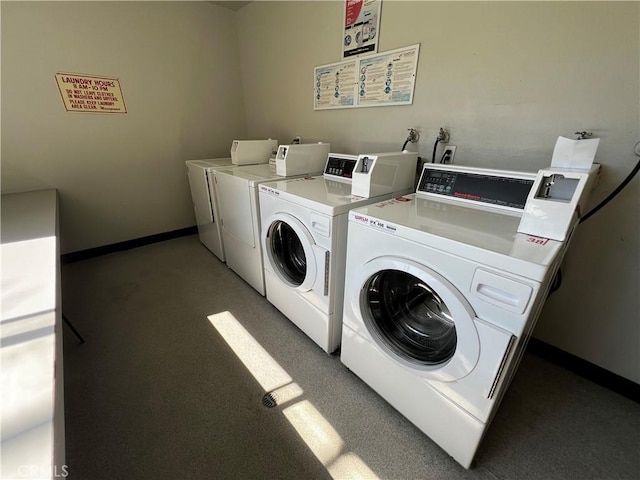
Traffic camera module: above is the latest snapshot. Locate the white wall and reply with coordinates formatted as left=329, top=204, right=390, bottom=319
left=236, top=1, right=639, bottom=382
left=1, top=1, right=248, bottom=253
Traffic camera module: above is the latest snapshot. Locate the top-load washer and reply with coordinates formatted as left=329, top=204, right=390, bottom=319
left=213, top=143, right=330, bottom=295
left=340, top=162, right=599, bottom=468
left=258, top=151, right=418, bottom=353
left=186, top=139, right=278, bottom=262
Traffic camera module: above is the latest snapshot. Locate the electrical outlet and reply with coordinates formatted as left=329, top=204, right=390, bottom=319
left=442, top=146, right=456, bottom=164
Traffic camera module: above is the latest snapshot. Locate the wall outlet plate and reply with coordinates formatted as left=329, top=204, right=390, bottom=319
left=442, top=145, right=456, bottom=164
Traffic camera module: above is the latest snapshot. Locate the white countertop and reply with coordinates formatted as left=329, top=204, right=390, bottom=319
left=1, top=189, right=65, bottom=479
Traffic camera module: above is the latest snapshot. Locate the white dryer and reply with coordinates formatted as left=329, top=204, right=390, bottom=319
left=258, top=152, right=418, bottom=353
left=340, top=163, right=596, bottom=468
left=213, top=143, right=330, bottom=295
left=186, top=140, right=278, bottom=262
left=185, top=158, right=234, bottom=261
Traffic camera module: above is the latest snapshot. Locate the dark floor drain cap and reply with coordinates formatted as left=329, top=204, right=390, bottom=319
left=262, top=392, right=278, bottom=408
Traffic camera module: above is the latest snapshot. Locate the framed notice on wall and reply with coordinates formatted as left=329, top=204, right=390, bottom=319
left=357, top=43, right=420, bottom=107
left=314, top=59, right=357, bottom=110
left=343, top=0, right=381, bottom=59
left=55, top=73, right=127, bottom=113
left=314, top=43, right=420, bottom=110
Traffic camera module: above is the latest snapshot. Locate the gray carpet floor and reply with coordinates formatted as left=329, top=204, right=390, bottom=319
left=61, top=235, right=640, bottom=480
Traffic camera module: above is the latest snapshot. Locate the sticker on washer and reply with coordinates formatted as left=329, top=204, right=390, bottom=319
left=374, top=196, right=413, bottom=208
left=259, top=185, right=280, bottom=196
left=351, top=213, right=398, bottom=234
left=526, top=235, right=549, bottom=245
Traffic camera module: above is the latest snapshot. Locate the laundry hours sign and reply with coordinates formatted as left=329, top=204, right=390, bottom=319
left=55, top=73, right=127, bottom=113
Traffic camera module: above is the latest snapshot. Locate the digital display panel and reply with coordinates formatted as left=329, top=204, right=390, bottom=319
left=325, top=156, right=357, bottom=178
left=418, top=169, right=534, bottom=209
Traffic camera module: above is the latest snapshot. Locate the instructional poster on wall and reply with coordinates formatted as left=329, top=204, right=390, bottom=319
left=343, top=0, right=381, bottom=59
left=357, top=44, right=419, bottom=107
left=314, top=59, right=357, bottom=110
left=55, top=73, right=127, bottom=113
left=314, top=43, right=419, bottom=110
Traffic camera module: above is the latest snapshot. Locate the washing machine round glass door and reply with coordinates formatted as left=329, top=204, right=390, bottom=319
left=263, top=213, right=317, bottom=292
left=354, top=257, right=480, bottom=381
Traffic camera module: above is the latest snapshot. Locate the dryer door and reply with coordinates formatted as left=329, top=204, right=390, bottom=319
left=186, top=164, right=213, bottom=222
left=352, top=256, right=480, bottom=382
left=263, top=213, right=317, bottom=292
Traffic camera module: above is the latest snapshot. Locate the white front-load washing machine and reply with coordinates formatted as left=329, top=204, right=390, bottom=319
left=340, top=163, right=581, bottom=468
left=258, top=152, right=417, bottom=353
left=213, top=143, right=331, bottom=295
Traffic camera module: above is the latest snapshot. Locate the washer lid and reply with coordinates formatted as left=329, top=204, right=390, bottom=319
left=186, top=157, right=233, bottom=168
left=350, top=195, right=563, bottom=282
left=215, top=163, right=277, bottom=184
left=240, top=163, right=325, bottom=184
left=259, top=176, right=408, bottom=216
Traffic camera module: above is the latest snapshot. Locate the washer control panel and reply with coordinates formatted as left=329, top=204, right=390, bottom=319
left=418, top=165, right=536, bottom=211
left=323, top=154, right=358, bottom=180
